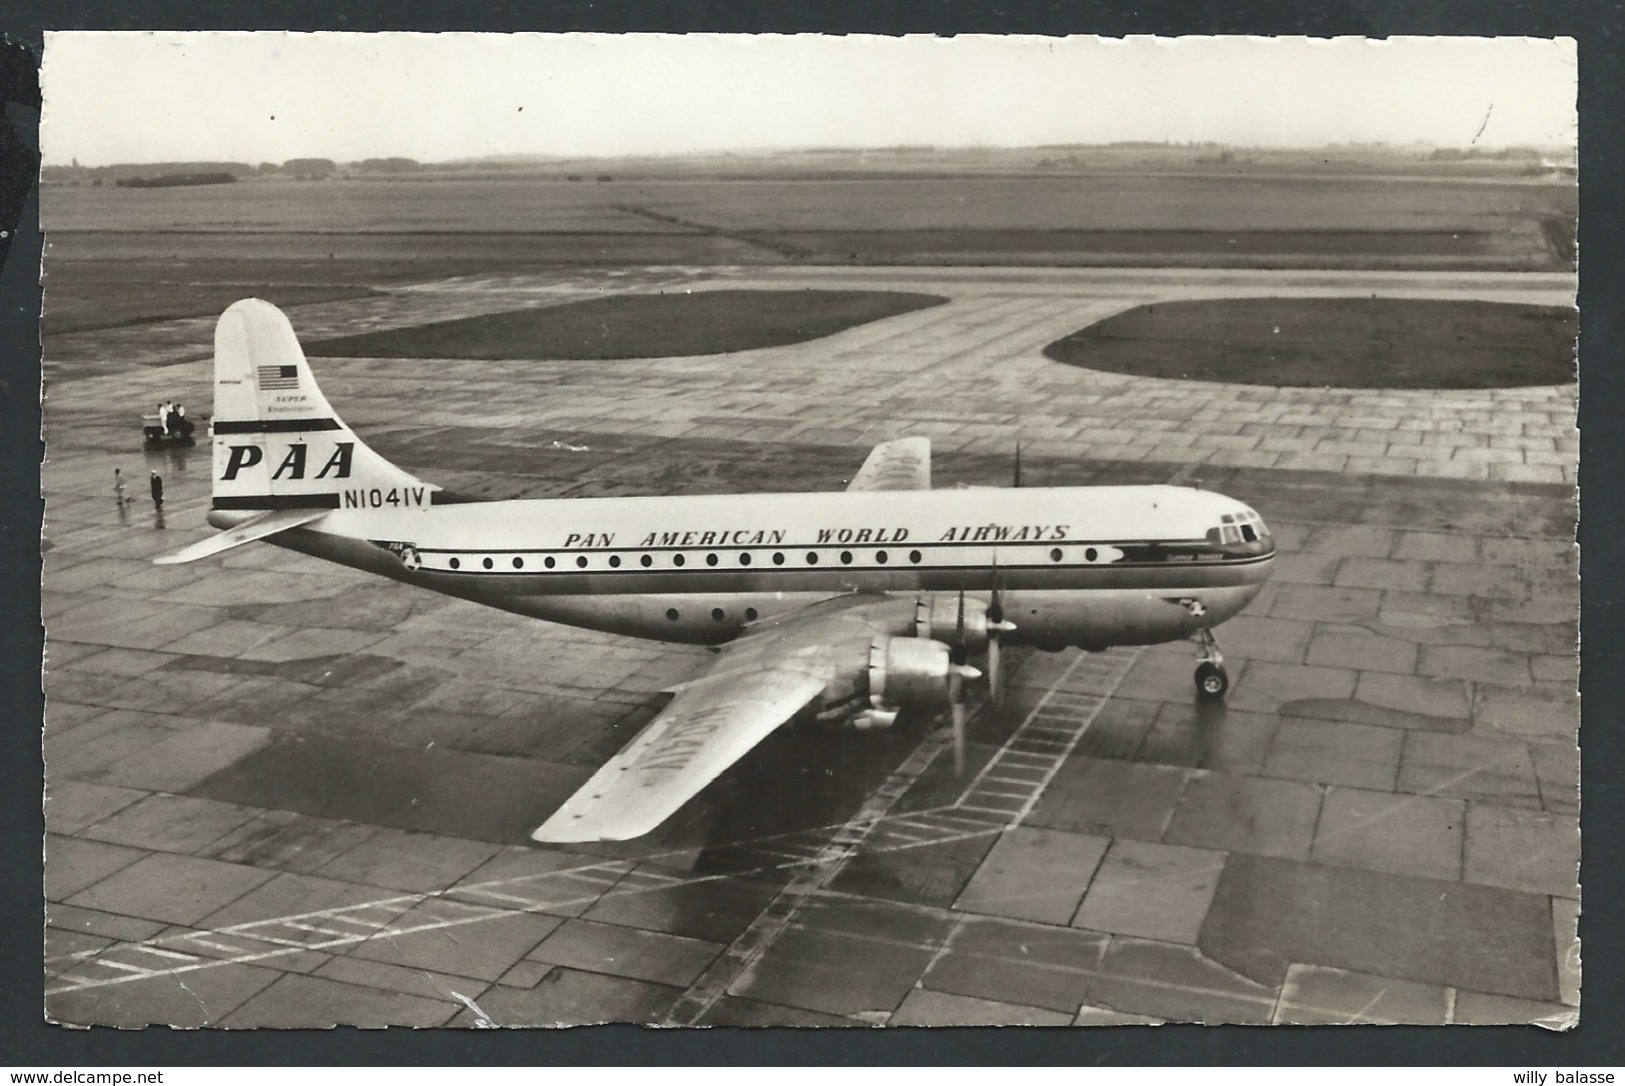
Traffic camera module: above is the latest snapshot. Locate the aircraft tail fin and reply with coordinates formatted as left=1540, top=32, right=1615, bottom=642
left=209, top=299, right=438, bottom=514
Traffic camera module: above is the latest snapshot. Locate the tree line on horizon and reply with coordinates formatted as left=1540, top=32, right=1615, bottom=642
left=42, top=141, right=1571, bottom=187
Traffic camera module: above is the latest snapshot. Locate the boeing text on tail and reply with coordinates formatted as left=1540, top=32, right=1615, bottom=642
left=159, top=299, right=1276, bottom=842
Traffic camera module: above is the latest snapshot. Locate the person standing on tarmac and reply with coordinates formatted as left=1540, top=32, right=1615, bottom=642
left=113, top=468, right=126, bottom=507
left=149, top=470, right=164, bottom=508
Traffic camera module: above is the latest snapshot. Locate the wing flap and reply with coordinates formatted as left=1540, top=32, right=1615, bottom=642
left=153, top=509, right=328, bottom=565
left=531, top=668, right=827, bottom=843
left=847, top=437, right=930, bottom=491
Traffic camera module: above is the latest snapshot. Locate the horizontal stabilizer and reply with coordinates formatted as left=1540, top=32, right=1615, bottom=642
left=847, top=436, right=930, bottom=492
left=153, top=509, right=328, bottom=565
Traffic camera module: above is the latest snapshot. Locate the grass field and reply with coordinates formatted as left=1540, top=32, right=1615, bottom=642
left=1043, top=298, right=1579, bottom=389
left=306, top=289, right=948, bottom=360
left=40, top=168, right=1577, bottom=341
left=42, top=174, right=1573, bottom=236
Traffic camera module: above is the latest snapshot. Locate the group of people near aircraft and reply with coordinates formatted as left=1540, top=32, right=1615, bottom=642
left=156, top=400, right=189, bottom=436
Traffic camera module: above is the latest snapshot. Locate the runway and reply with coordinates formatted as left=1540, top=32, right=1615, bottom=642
left=42, top=264, right=1579, bottom=1027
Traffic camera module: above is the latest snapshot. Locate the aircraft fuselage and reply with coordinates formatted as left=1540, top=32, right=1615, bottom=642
left=217, top=482, right=1274, bottom=649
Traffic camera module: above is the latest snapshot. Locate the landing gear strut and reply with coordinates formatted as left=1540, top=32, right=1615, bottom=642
left=1192, top=628, right=1229, bottom=702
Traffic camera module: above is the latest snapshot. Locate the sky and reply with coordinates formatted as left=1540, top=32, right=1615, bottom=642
left=40, top=33, right=1578, bottom=166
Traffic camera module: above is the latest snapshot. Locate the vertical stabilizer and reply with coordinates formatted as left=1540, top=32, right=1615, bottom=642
left=210, top=299, right=437, bottom=513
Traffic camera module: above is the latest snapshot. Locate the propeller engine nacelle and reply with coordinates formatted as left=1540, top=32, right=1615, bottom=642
left=858, top=635, right=980, bottom=730
left=915, top=593, right=1005, bottom=653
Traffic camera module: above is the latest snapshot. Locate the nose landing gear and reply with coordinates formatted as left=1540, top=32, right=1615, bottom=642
left=1192, top=628, right=1229, bottom=702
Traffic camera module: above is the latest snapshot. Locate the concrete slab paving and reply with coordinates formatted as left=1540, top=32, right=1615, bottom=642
left=40, top=263, right=1578, bottom=1028
left=78, top=792, right=264, bottom=855
left=308, top=955, right=487, bottom=1007
left=1200, top=854, right=1558, bottom=1001
left=46, top=961, right=282, bottom=1028
left=1352, top=672, right=1473, bottom=723
left=1147, top=704, right=1279, bottom=774
left=1399, top=731, right=1543, bottom=808
left=1304, top=626, right=1419, bottom=675
left=49, top=596, right=228, bottom=652
left=1310, top=786, right=1465, bottom=882
left=832, top=832, right=996, bottom=910
left=312, top=828, right=505, bottom=893
left=1226, top=660, right=1358, bottom=714
left=47, top=901, right=169, bottom=944
left=1025, top=757, right=1189, bottom=841
left=197, top=870, right=409, bottom=928
left=891, top=988, right=1073, bottom=1026
left=1213, top=613, right=1314, bottom=662
left=1463, top=804, right=1580, bottom=899
left=44, top=779, right=149, bottom=835
left=1072, top=840, right=1224, bottom=944
left=1334, top=556, right=1431, bottom=592
left=699, top=995, right=857, bottom=1027
left=728, top=916, right=937, bottom=1019
left=1262, top=718, right=1404, bottom=791
left=921, top=915, right=1107, bottom=1015
left=1164, top=772, right=1323, bottom=861
left=1452, top=990, right=1576, bottom=1028
left=44, top=834, right=150, bottom=902
left=1473, top=683, right=1581, bottom=742
left=1267, top=584, right=1384, bottom=626
left=347, top=902, right=565, bottom=982
left=952, top=826, right=1109, bottom=925
left=1529, top=741, right=1579, bottom=816
left=96, top=720, right=272, bottom=793
left=1275, top=963, right=1450, bottom=1024
left=65, top=852, right=276, bottom=927
left=1073, top=1002, right=1165, bottom=1026
left=1089, top=937, right=1277, bottom=1024
left=44, top=711, right=190, bottom=781
left=580, top=872, right=783, bottom=944
left=525, top=918, right=724, bottom=988
left=1554, top=896, right=1580, bottom=1007
left=221, top=972, right=462, bottom=1027
left=199, top=809, right=383, bottom=875
left=1420, top=644, right=1534, bottom=686
left=452, top=967, right=681, bottom=1027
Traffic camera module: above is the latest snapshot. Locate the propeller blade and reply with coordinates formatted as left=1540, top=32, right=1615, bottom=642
left=955, top=590, right=966, bottom=651
left=988, top=552, right=1003, bottom=623
left=986, top=552, right=1006, bottom=707
left=947, top=662, right=978, bottom=777
left=988, top=633, right=1004, bottom=708
left=1014, top=441, right=1023, bottom=489
left=951, top=699, right=967, bottom=776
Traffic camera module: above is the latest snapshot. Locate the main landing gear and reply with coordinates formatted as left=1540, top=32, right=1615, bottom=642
left=1192, top=628, right=1229, bottom=702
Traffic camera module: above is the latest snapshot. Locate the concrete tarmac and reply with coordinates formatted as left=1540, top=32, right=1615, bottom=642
left=42, top=265, right=1578, bottom=1027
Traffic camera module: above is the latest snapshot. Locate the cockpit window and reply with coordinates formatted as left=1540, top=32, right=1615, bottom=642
left=1211, top=509, right=1270, bottom=547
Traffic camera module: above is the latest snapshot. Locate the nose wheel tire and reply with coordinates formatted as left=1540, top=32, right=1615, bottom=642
left=1195, top=661, right=1229, bottom=702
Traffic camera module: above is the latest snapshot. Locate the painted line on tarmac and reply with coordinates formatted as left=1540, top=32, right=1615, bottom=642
left=46, top=648, right=1139, bottom=1000
left=659, top=645, right=1138, bottom=1026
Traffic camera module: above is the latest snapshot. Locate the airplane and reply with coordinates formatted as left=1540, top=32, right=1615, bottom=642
left=157, top=299, right=1276, bottom=843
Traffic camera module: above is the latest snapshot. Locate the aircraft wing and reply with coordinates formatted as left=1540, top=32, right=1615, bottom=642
left=847, top=436, right=930, bottom=491
left=532, top=594, right=913, bottom=843
left=153, top=508, right=329, bottom=565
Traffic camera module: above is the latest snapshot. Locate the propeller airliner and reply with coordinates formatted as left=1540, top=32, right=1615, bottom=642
left=158, top=299, right=1276, bottom=842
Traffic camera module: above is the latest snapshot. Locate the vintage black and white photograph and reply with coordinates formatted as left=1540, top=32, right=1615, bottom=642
left=37, top=32, right=1578, bottom=1028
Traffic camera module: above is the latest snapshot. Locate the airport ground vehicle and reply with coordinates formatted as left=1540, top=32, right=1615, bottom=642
left=141, top=411, right=199, bottom=447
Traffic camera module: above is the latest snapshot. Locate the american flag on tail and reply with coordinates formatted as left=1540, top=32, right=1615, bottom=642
left=257, top=364, right=299, bottom=390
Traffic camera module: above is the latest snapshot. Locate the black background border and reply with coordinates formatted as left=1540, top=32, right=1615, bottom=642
left=2, top=0, right=1618, bottom=1066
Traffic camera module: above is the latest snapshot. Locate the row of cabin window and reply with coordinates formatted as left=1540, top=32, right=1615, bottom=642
left=443, top=546, right=1079, bottom=571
